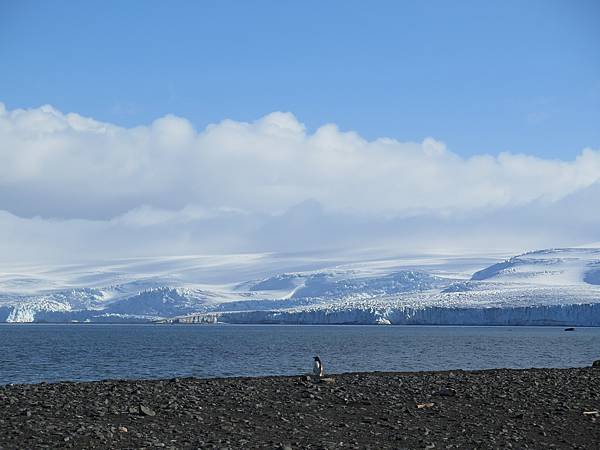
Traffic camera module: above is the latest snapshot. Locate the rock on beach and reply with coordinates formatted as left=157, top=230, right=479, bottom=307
left=0, top=367, right=599, bottom=449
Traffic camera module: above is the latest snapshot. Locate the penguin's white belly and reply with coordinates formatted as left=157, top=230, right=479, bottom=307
left=313, top=361, right=323, bottom=376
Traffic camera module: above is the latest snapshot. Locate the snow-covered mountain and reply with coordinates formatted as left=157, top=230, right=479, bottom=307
left=471, top=248, right=600, bottom=285
left=1, top=248, right=599, bottom=325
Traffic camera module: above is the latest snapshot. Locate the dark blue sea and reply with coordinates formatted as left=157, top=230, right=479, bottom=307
left=1, top=324, right=599, bottom=385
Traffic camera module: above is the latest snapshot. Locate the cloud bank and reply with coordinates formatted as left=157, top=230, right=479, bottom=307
left=1, top=103, right=599, bottom=264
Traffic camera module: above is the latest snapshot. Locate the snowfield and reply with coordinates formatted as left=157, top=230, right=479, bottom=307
left=1, top=248, right=600, bottom=325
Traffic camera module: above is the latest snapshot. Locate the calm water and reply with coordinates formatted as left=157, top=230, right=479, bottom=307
left=1, top=324, right=599, bottom=385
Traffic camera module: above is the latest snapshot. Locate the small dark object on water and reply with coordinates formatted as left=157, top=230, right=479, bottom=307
left=564, top=327, right=575, bottom=331
left=593, top=360, right=600, bottom=368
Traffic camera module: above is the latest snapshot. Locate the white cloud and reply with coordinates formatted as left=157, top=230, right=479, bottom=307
left=0, top=102, right=599, bottom=263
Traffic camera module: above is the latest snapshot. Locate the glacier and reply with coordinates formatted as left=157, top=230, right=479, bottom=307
left=1, top=247, right=599, bottom=325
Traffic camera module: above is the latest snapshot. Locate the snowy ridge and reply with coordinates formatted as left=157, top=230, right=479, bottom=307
left=1, top=248, right=599, bottom=324
left=470, top=248, right=600, bottom=286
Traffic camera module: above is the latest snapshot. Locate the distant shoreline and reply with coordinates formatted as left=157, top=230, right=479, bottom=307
left=2, top=321, right=600, bottom=328
left=1, top=367, right=598, bottom=448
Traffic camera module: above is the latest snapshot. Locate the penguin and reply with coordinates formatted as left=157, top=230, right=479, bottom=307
left=313, top=355, right=324, bottom=378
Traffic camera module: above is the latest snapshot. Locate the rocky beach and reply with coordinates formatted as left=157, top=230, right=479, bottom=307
left=0, top=367, right=599, bottom=449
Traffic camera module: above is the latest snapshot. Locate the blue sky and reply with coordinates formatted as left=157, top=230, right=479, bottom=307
left=1, top=0, right=599, bottom=159
left=1, top=1, right=600, bottom=263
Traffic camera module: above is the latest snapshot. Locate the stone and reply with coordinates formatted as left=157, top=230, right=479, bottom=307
left=416, top=403, right=435, bottom=409
left=434, top=388, right=457, bottom=397
left=140, top=405, right=156, bottom=417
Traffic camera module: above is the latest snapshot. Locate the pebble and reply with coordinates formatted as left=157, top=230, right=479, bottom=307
left=139, top=405, right=156, bottom=417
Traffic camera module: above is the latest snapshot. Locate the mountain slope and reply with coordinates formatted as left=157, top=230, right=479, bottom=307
left=471, top=248, right=600, bottom=286
left=1, top=248, right=599, bottom=324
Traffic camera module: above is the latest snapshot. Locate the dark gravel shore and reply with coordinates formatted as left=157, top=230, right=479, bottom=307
left=0, top=368, right=599, bottom=449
